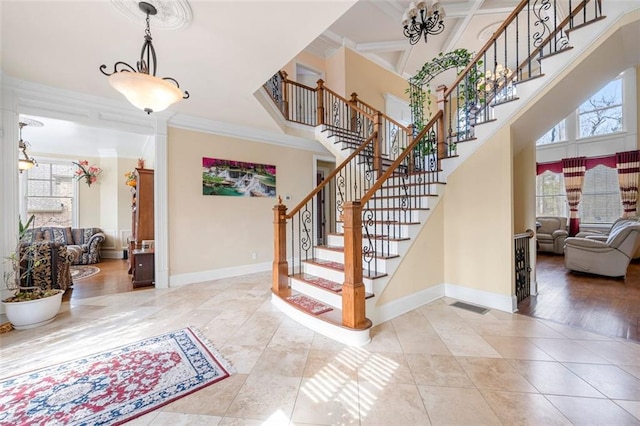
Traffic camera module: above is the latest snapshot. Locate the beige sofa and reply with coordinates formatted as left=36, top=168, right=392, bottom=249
left=564, top=220, right=640, bottom=278
left=536, top=216, right=568, bottom=254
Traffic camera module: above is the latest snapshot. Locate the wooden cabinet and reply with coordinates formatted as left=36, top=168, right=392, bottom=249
left=132, top=249, right=155, bottom=288
left=129, top=168, right=154, bottom=285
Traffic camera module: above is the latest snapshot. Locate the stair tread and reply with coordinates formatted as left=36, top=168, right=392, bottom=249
left=363, top=206, right=430, bottom=211
left=370, top=194, right=438, bottom=200
left=337, top=219, right=420, bottom=225
left=315, top=244, right=400, bottom=260
left=328, top=232, right=410, bottom=242
left=304, top=258, right=387, bottom=279
left=291, top=273, right=375, bottom=299
left=278, top=291, right=373, bottom=330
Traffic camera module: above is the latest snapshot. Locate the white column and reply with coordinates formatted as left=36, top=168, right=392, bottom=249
left=0, top=86, right=19, bottom=299
left=154, top=117, right=169, bottom=288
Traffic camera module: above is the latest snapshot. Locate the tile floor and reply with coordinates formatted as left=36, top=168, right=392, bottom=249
left=2, top=271, right=640, bottom=425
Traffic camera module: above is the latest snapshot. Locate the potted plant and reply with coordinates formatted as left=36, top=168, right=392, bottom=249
left=1, top=216, right=64, bottom=330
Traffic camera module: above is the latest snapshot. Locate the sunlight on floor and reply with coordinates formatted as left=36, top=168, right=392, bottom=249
left=299, top=345, right=399, bottom=418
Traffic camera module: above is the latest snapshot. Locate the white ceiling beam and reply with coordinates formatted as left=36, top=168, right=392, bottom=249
left=442, top=0, right=486, bottom=52
left=356, top=40, right=410, bottom=53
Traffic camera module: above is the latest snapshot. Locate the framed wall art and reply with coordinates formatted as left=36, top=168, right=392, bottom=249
left=202, top=157, right=276, bottom=197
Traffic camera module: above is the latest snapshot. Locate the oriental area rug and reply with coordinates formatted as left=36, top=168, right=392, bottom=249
left=70, top=265, right=100, bottom=281
left=0, top=327, right=234, bottom=425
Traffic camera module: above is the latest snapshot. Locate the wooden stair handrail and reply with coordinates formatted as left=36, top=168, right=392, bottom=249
left=443, top=0, right=530, bottom=99
left=516, top=0, right=598, bottom=74
left=321, top=85, right=376, bottom=122
left=361, top=111, right=443, bottom=205
left=286, top=132, right=378, bottom=218
left=442, top=0, right=598, bottom=100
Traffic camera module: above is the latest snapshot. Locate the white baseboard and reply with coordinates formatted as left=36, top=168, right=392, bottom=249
left=367, top=282, right=516, bottom=324
left=444, top=283, right=516, bottom=313
left=169, top=262, right=271, bottom=287
left=371, top=284, right=445, bottom=325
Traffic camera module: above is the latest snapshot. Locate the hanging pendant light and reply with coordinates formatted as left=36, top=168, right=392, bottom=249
left=99, top=1, right=189, bottom=114
left=17, top=122, right=38, bottom=173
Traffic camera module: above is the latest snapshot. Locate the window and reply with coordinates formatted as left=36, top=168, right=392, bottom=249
left=536, top=121, right=566, bottom=145
left=536, top=171, right=567, bottom=217
left=578, top=78, right=622, bottom=138
left=536, top=166, right=622, bottom=223
left=24, top=162, right=75, bottom=227
left=579, top=165, right=622, bottom=223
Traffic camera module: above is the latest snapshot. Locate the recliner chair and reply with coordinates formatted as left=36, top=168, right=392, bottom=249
left=564, top=221, right=640, bottom=278
left=536, top=216, right=568, bottom=254
left=576, top=217, right=640, bottom=259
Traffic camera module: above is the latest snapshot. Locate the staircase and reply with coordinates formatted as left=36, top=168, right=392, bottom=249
left=263, top=0, right=638, bottom=345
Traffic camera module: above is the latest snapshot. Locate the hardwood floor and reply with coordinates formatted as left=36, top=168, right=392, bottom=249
left=64, top=259, right=136, bottom=300
left=66, top=254, right=640, bottom=343
left=518, top=252, right=640, bottom=342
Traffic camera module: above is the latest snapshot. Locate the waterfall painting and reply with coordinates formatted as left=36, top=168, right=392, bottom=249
left=202, top=157, right=276, bottom=197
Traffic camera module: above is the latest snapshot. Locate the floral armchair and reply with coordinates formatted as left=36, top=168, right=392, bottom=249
left=19, top=242, right=75, bottom=292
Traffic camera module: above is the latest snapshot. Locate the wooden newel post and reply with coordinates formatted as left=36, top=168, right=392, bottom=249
left=281, top=71, right=289, bottom=120
left=342, top=201, right=368, bottom=329
left=349, top=92, right=358, bottom=132
left=436, top=85, right=448, bottom=160
left=316, top=79, right=325, bottom=125
left=273, top=198, right=290, bottom=297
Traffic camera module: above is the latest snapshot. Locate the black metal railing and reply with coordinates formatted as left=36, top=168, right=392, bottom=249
left=285, top=134, right=378, bottom=275
left=442, top=0, right=603, bottom=145
left=358, top=112, right=443, bottom=278
left=514, top=229, right=535, bottom=303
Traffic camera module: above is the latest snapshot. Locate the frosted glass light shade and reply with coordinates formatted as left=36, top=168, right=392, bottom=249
left=18, top=158, right=35, bottom=171
left=108, top=72, right=184, bottom=114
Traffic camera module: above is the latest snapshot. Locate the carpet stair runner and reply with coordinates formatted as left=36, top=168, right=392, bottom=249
left=285, top=293, right=333, bottom=315
left=283, top=172, right=444, bottom=334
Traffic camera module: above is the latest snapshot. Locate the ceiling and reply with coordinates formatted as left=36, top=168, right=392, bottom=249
left=2, top=0, right=523, bottom=158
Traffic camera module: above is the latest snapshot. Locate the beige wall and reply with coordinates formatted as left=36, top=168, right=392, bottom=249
left=637, top=65, right=640, bottom=149
left=167, top=127, right=318, bottom=275
left=513, top=133, right=537, bottom=234
left=325, top=48, right=347, bottom=97
left=443, top=127, right=514, bottom=296
left=344, top=48, right=410, bottom=112
left=376, top=199, right=445, bottom=304
left=283, top=51, right=327, bottom=85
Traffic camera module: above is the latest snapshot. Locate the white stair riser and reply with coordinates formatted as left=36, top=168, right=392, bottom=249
left=290, top=277, right=343, bottom=308
left=327, top=234, right=403, bottom=255
left=374, top=185, right=437, bottom=197
left=314, top=247, right=343, bottom=263
left=367, top=209, right=422, bottom=222
left=365, top=195, right=433, bottom=209
left=363, top=223, right=411, bottom=239
left=303, top=262, right=345, bottom=283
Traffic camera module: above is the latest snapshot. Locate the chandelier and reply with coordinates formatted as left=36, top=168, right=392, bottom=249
left=100, top=1, right=189, bottom=114
left=402, top=1, right=446, bottom=45
left=18, top=121, right=40, bottom=173
left=477, top=64, right=516, bottom=93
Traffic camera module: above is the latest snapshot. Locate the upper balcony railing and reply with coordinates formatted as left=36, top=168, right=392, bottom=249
left=442, top=0, right=604, bottom=145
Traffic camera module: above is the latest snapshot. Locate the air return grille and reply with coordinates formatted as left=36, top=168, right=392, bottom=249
left=450, top=301, right=489, bottom=315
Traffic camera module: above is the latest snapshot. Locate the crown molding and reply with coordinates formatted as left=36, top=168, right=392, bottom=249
left=1, top=72, right=329, bottom=155
left=169, top=114, right=330, bottom=154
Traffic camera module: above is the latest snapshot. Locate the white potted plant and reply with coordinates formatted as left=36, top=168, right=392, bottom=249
left=1, top=216, right=64, bottom=330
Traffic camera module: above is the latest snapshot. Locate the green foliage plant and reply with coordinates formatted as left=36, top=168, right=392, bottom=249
left=2, top=215, right=55, bottom=303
